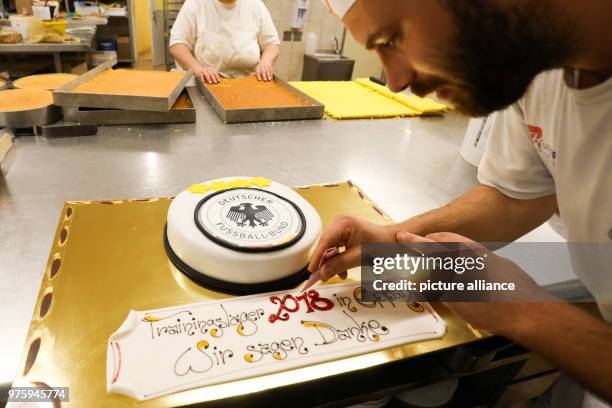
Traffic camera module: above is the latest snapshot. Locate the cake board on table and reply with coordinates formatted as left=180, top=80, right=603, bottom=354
left=13, top=181, right=484, bottom=407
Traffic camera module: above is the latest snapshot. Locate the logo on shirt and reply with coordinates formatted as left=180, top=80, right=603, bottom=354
left=528, top=124, right=557, bottom=163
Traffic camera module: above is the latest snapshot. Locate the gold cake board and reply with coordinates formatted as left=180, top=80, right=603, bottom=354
left=14, top=181, right=482, bottom=407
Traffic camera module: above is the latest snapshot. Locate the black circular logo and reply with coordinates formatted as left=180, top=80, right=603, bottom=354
left=194, top=188, right=306, bottom=252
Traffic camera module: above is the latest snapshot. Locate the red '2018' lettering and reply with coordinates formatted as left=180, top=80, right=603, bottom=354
left=268, top=290, right=333, bottom=323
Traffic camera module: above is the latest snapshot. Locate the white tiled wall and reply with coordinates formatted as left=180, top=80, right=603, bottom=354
left=261, top=0, right=345, bottom=80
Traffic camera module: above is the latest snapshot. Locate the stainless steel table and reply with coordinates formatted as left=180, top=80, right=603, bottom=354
left=0, top=88, right=569, bottom=388
left=0, top=32, right=95, bottom=72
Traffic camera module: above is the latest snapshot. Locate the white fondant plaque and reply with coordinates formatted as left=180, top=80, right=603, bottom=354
left=195, top=188, right=305, bottom=250
left=107, top=282, right=446, bottom=401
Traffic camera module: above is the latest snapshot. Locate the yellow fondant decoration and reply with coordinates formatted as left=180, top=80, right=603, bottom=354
left=209, top=180, right=231, bottom=192
left=197, top=340, right=209, bottom=351
left=143, top=315, right=161, bottom=322
left=210, top=328, right=221, bottom=338
left=275, top=234, right=295, bottom=246
left=372, top=334, right=380, bottom=342
left=301, top=321, right=325, bottom=328
left=187, top=183, right=213, bottom=194
left=273, top=352, right=283, bottom=361
left=355, top=78, right=447, bottom=115
left=244, top=353, right=255, bottom=363
left=228, top=178, right=251, bottom=188
left=186, top=177, right=272, bottom=194
left=250, top=176, right=271, bottom=188
left=236, top=323, right=246, bottom=336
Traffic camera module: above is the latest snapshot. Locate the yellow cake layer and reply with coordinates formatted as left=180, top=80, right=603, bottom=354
left=73, top=69, right=185, bottom=97
left=0, top=89, right=54, bottom=112
left=14, top=73, right=78, bottom=91
left=354, top=78, right=448, bottom=114
left=290, top=81, right=420, bottom=119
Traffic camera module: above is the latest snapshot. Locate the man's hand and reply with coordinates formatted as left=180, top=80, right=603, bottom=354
left=194, top=65, right=221, bottom=84
left=395, top=231, right=553, bottom=336
left=255, top=59, right=274, bottom=81
left=308, top=216, right=396, bottom=281
left=394, top=232, right=612, bottom=402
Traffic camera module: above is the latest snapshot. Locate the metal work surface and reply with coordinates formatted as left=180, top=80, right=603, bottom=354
left=0, top=31, right=95, bottom=73
left=198, top=77, right=324, bottom=123
left=0, top=87, right=568, bottom=390
left=0, top=34, right=94, bottom=53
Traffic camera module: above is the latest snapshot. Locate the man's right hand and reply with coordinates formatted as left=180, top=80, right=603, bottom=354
left=308, top=216, right=397, bottom=281
left=194, top=65, right=221, bottom=84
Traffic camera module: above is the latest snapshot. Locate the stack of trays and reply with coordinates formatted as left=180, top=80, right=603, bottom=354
left=53, top=60, right=196, bottom=125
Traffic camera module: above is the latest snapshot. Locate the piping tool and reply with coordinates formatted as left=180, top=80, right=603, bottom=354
left=301, top=247, right=340, bottom=292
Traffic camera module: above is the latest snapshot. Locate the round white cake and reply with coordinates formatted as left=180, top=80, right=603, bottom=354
left=165, top=177, right=322, bottom=294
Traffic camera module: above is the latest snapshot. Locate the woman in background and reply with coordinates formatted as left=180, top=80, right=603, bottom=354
left=169, top=0, right=280, bottom=84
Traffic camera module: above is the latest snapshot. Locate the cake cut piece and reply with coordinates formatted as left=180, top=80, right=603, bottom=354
left=14, top=73, right=78, bottom=91
left=165, top=177, right=322, bottom=295
left=0, top=89, right=54, bottom=112
left=204, top=76, right=312, bottom=109
left=73, top=69, right=185, bottom=97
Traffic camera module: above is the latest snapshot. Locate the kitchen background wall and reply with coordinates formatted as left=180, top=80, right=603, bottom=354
left=261, top=0, right=345, bottom=80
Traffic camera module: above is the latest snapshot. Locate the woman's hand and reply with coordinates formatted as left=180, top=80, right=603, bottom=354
left=308, top=216, right=397, bottom=281
left=194, top=65, right=221, bottom=84
left=255, top=59, right=274, bottom=81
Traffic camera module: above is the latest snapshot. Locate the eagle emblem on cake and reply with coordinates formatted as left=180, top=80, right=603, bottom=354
left=227, top=203, right=274, bottom=228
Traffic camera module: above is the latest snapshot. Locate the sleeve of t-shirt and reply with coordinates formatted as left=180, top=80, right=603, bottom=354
left=169, top=0, right=199, bottom=50
left=477, top=102, right=556, bottom=199
left=255, top=0, right=280, bottom=49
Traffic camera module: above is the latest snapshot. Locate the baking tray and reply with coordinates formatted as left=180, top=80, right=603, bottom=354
left=0, top=104, right=62, bottom=127
left=198, top=77, right=324, bottom=123
left=53, top=59, right=193, bottom=113
left=62, top=87, right=197, bottom=125
left=13, top=181, right=482, bottom=407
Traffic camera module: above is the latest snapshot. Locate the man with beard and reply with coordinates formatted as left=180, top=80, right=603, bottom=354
left=310, top=0, right=612, bottom=404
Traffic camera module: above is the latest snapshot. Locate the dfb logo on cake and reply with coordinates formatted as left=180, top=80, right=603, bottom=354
left=227, top=203, right=274, bottom=228
left=195, top=188, right=306, bottom=251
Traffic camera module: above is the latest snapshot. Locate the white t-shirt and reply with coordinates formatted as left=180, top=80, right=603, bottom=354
left=169, top=0, right=280, bottom=78
left=478, top=69, right=612, bottom=321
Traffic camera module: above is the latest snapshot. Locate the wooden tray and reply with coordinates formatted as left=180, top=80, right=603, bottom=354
left=53, top=59, right=192, bottom=113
